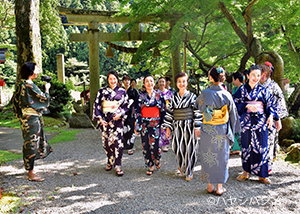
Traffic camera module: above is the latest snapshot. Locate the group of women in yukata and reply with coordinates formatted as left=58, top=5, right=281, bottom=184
left=14, top=61, right=287, bottom=196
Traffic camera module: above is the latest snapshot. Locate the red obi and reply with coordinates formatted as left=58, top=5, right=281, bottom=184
left=141, top=107, right=160, bottom=118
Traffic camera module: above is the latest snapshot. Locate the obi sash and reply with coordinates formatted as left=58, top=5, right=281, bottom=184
left=22, top=107, right=41, bottom=116
left=141, top=107, right=160, bottom=118
left=246, top=101, right=264, bottom=113
left=103, top=100, right=119, bottom=113
left=203, top=105, right=229, bottom=125
left=173, top=107, right=193, bottom=120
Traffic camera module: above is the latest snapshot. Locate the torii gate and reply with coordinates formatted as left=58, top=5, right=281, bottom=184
left=58, top=6, right=196, bottom=117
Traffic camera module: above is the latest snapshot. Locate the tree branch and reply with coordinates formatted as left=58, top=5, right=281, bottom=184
left=242, top=0, right=258, bottom=47
left=218, top=2, right=247, bottom=45
left=238, top=51, right=251, bottom=72
left=186, top=42, right=212, bottom=70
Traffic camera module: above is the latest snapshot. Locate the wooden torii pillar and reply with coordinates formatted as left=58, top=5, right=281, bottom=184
left=58, top=6, right=196, bottom=117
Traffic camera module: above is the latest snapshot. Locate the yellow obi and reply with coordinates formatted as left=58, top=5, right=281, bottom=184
left=103, top=100, right=119, bottom=113
left=203, top=105, right=229, bottom=125
left=22, top=107, right=41, bottom=116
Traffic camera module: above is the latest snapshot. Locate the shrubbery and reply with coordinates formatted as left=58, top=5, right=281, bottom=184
left=35, top=71, right=72, bottom=118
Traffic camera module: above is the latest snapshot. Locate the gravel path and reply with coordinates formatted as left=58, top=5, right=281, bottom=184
left=1, top=127, right=300, bottom=213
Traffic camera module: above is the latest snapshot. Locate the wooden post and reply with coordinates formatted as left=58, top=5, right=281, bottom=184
left=88, top=21, right=100, bottom=118
left=171, top=45, right=182, bottom=87
left=56, top=53, right=65, bottom=84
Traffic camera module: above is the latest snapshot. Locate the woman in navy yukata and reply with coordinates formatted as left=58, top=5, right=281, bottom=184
left=12, top=62, right=52, bottom=182
left=234, top=64, right=279, bottom=184
left=135, top=75, right=166, bottom=175
left=93, top=70, right=129, bottom=176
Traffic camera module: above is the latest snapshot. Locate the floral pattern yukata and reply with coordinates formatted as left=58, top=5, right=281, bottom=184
left=195, top=85, right=240, bottom=183
left=260, top=78, right=288, bottom=171
left=12, top=80, right=52, bottom=170
left=135, top=90, right=166, bottom=168
left=163, top=91, right=200, bottom=176
left=157, top=89, right=173, bottom=148
left=93, top=86, right=129, bottom=167
left=234, top=83, right=278, bottom=178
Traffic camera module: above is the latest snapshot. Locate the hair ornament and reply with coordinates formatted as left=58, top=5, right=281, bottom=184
left=216, top=67, right=224, bottom=74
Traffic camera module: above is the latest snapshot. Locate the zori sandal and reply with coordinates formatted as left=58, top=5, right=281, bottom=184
left=105, top=164, right=112, bottom=171
left=236, top=174, right=249, bottom=181
left=259, top=177, right=271, bottom=184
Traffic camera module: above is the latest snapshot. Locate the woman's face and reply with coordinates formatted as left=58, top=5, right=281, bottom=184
left=108, top=74, right=118, bottom=89
left=123, top=79, right=130, bottom=88
left=158, top=78, right=166, bottom=90
left=260, top=72, right=267, bottom=84
left=144, top=76, right=155, bottom=91
left=131, top=80, right=137, bottom=89
left=247, top=69, right=261, bottom=86
left=176, top=76, right=188, bottom=91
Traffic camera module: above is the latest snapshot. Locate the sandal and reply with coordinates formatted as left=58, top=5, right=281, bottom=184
left=215, top=187, right=226, bottom=196
left=116, top=169, right=124, bottom=176
left=186, top=174, right=193, bottom=181
left=162, top=146, right=168, bottom=152
left=155, top=160, right=161, bottom=170
left=146, top=167, right=155, bottom=175
left=207, top=187, right=215, bottom=194
left=128, top=150, right=134, bottom=155
left=236, top=174, right=249, bottom=181
left=259, top=177, right=271, bottom=184
left=105, top=164, right=112, bottom=171
left=28, top=174, right=44, bottom=182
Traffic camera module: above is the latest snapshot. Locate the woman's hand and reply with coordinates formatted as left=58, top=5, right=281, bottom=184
left=113, top=113, right=121, bottom=121
left=275, top=118, right=282, bottom=131
left=45, top=82, right=51, bottom=93
left=267, top=116, right=273, bottom=129
left=194, top=128, right=201, bottom=138
left=99, top=118, right=108, bottom=126
left=166, top=128, right=171, bottom=139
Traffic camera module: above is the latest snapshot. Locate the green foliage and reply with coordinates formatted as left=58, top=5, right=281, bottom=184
left=0, top=106, right=20, bottom=129
left=291, top=119, right=300, bottom=142
left=0, top=150, right=22, bottom=165
left=35, top=72, right=72, bottom=117
left=0, top=0, right=15, bottom=30
left=48, top=129, right=82, bottom=143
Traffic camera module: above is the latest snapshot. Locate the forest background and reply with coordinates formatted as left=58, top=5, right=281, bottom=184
left=0, top=0, right=300, bottom=105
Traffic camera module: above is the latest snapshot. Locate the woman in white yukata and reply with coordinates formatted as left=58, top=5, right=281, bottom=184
left=164, top=72, right=200, bottom=181
left=194, top=67, right=240, bottom=195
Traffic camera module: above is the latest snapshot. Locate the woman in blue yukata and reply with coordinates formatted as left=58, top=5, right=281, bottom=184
left=93, top=70, right=129, bottom=176
left=233, top=64, right=280, bottom=184
left=12, top=62, right=53, bottom=182
left=135, top=75, right=166, bottom=175
left=194, top=67, right=240, bottom=195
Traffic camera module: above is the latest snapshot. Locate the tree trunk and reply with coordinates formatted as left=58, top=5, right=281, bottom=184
left=15, top=0, right=42, bottom=83
left=256, top=50, right=284, bottom=89
left=287, top=83, right=300, bottom=114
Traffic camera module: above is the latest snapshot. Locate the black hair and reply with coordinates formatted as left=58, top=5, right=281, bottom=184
left=143, top=75, right=154, bottom=84
left=232, top=72, right=244, bottom=83
left=175, top=72, right=188, bottom=83
left=20, top=62, right=36, bottom=79
left=209, top=67, right=226, bottom=83
left=165, top=76, right=171, bottom=82
left=122, top=74, right=131, bottom=81
left=107, top=70, right=120, bottom=84
left=248, top=64, right=261, bottom=74
left=131, top=79, right=137, bottom=84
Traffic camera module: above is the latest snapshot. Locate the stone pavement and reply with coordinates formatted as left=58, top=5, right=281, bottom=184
left=0, top=127, right=300, bottom=213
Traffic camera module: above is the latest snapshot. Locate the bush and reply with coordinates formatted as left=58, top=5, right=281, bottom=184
left=35, top=71, right=72, bottom=118
left=290, top=118, right=300, bottom=142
